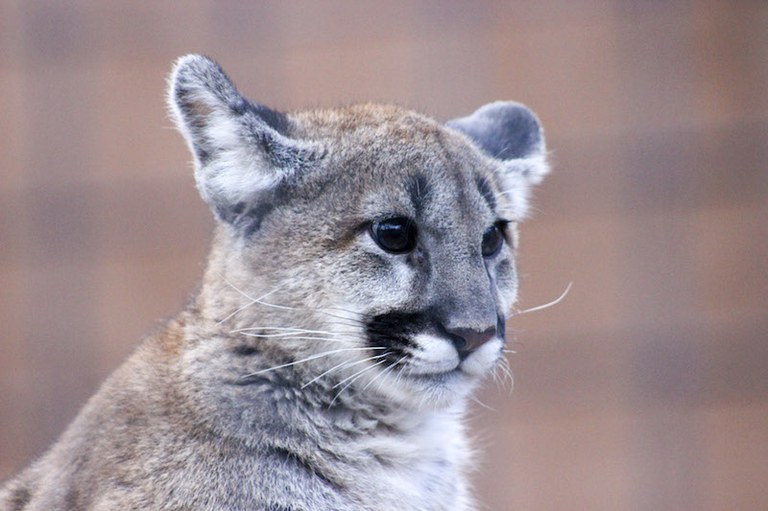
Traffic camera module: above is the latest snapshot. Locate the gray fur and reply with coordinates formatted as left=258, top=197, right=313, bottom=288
left=1, top=55, right=549, bottom=510
left=446, top=101, right=543, bottom=161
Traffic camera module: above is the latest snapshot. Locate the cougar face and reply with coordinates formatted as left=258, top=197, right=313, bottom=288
left=303, top=114, right=521, bottom=407
left=170, top=56, right=548, bottom=411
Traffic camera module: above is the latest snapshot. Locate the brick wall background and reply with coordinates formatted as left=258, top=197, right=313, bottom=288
left=1, top=1, right=767, bottom=509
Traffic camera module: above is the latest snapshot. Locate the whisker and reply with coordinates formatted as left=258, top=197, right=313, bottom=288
left=240, top=347, right=386, bottom=379
left=314, top=306, right=369, bottom=321
left=311, top=318, right=366, bottom=332
left=236, top=333, right=357, bottom=344
left=372, top=355, right=407, bottom=395
left=301, top=360, right=353, bottom=389
left=301, top=351, right=388, bottom=389
left=330, top=360, right=386, bottom=406
left=497, top=358, right=515, bottom=395
left=216, top=284, right=290, bottom=325
left=235, top=332, right=336, bottom=340
left=219, top=280, right=373, bottom=338
left=217, top=286, right=284, bottom=325
left=322, top=308, right=370, bottom=321
left=217, top=299, right=256, bottom=325
left=471, top=396, right=497, bottom=412
left=233, top=329, right=364, bottom=345
left=360, top=353, right=401, bottom=394
left=511, top=282, right=572, bottom=317
left=222, top=279, right=296, bottom=313
left=310, top=312, right=368, bottom=330
left=233, top=326, right=332, bottom=333
left=332, top=356, right=389, bottom=389
left=232, top=326, right=364, bottom=345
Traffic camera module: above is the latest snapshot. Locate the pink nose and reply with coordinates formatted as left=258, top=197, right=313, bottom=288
left=447, top=327, right=496, bottom=358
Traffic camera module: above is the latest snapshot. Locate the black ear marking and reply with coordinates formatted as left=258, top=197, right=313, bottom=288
left=447, top=101, right=544, bottom=161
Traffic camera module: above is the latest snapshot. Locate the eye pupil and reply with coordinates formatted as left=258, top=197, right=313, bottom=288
left=371, top=217, right=417, bottom=254
left=482, top=224, right=504, bottom=257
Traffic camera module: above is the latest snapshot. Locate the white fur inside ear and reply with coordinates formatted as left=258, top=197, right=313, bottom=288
left=517, top=153, right=550, bottom=185
left=167, top=55, right=322, bottom=215
left=194, top=116, right=280, bottom=207
left=166, top=55, right=238, bottom=157
left=498, top=154, right=549, bottom=219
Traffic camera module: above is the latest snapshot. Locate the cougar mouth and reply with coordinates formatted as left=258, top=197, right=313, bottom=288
left=365, top=310, right=503, bottom=380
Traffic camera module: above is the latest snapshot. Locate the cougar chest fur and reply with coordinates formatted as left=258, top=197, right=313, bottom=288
left=1, top=55, right=549, bottom=511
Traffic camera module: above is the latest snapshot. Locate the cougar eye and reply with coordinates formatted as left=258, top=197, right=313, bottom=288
left=370, top=217, right=417, bottom=254
left=481, top=223, right=505, bottom=258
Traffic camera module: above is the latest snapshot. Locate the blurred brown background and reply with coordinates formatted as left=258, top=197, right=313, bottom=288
left=2, top=1, right=767, bottom=509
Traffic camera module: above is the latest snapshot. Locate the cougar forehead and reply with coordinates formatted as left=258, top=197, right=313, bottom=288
left=290, top=104, right=502, bottom=244
left=246, top=105, right=505, bottom=297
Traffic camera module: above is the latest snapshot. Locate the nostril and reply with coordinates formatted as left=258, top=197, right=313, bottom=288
left=447, top=326, right=496, bottom=358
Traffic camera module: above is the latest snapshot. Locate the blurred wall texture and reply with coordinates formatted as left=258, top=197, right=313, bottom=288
left=1, top=2, right=767, bottom=510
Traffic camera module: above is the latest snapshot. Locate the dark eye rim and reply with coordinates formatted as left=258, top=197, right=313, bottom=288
left=368, top=216, right=418, bottom=254
left=482, top=220, right=510, bottom=258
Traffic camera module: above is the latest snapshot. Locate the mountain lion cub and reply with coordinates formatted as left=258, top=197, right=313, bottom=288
left=1, top=55, right=548, bottom=510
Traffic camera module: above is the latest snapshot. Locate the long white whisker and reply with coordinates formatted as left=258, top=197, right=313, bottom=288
left=497, top=358, right=515, bottom=395
left=332, top=355, right=390, bottom=389
left=223, top=280, right=296, bottom=312
left=471, top=396, right=497, bottom=412
left=218, top=282, right=289, bottom=325
left=511, top=282, right=572, bottom=317
left=360, top=353, right=400, bottom=394
left=232, top=330, right=360, bottom=341
left=217, top=299, right=256, bottom=325
left=219, top=281, right=371, bottom=335
left=240, top=347, right=386, bottom=379
left=233, top=326, right=334, bottom=334
left=317, top=306, right=368, bottom=319
left=249, top=298, right=295, bottom=311
left=330, top=360, right=386, bottom=406
left=232, top=326, right=364, bottom=344
left=222, top=277, right=257, bottom=301
left=234, top=332, right=365, bottom=345
left=236, top=333, right=353, bottom=344
left=373, top=355, right=408, bottom=395
left=223, top=279, right=287, bottom=307
left=317, top=317, right=367, bottom=330
left=311, top=306, right=361, bottom=317
left=303, top=352, right=388, bottom=389
left=301, top=360, right=353, bottom=389
left=235, top=332, right=336, bottom=340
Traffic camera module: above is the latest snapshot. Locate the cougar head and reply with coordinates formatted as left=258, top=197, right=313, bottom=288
left=169, top=55, right=549, bottom=410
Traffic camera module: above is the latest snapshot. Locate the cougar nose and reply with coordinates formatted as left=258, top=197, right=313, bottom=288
left=446, top=326, right=496, bottom=359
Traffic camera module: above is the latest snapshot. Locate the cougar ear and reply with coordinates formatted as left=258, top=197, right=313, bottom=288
left=167, top=54, right=321, bottom=230
left=447, top=101, right=549, bottom=217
